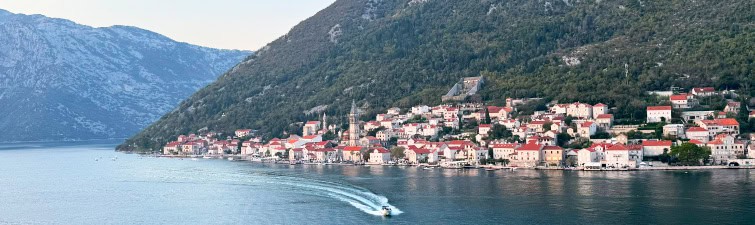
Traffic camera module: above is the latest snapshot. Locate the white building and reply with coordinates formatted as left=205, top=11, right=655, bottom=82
left=647, top=106, right=672, bottom=123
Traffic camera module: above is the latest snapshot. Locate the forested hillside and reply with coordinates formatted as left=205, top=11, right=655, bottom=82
left=118, top=0, right=753, bottom=151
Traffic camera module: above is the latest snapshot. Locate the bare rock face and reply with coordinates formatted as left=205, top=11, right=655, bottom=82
left=0, top=9, right=250, bottom=142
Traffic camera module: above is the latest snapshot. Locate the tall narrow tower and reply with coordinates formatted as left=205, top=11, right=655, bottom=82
left=348, top=100, right=360, bottom=146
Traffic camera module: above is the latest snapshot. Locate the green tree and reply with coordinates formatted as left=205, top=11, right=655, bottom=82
left=556, top=133, right=572, bottom=147
left=390, top=146, right=405, bottom=160
left=484, top=107, right=492, bottom=124
left=543, top=122, right=553, bottom=131
left=322, top=131, right=337, bottom=141
left=670, top=143, right=711, bottom=166
left=488, top=124, right=513, bottom=140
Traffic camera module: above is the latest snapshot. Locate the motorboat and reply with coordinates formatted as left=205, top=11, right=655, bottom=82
left=381, top=206, right=392, bottom=217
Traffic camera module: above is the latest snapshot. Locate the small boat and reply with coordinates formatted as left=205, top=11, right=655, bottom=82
left=191, top=158, right=199, bottom=161
left=423, top=167, right=432, bottom=170
left=381, top=206, right=392, bottom=217
left=227, top=157, right=234, bottom=161
left=202, top=156, right=212, bottom=159
left=485, top=168, right=498, bottom=171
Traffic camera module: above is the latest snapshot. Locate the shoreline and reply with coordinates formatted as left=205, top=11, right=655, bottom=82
left=148, top=154, right=755, bottom=171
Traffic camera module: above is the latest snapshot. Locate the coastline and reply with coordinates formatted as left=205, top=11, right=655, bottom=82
left=150, top=154, right=755, bottom=171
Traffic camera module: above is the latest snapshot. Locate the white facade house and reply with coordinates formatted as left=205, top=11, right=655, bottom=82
left=647, top=106, right=672, bottom=123
left=369, top=148, right=391, bottom=164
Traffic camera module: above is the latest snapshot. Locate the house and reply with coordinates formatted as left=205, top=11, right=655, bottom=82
left=542, top=145, right=564, bottom=166
left=593, top=103, right=609, bottom=119
left=512, top=143, right=543, bottom=167
left=750, top=111, right=755, bottom=119
left=313, top=148, right=338, bottom=162
left=642, top=140, right=673, bottom=157
left=368, top=147, right=392, bottom=164
left=162, top=141, right=181, bottom=155
left=180, top=142, right=201, bottom=155
left=604, top=144, right=633, bottom=169
left=387, top=107, right=401, bottom=115
left=478, top=124, right=492, bottom=135
left=687, top=127, right=711, bottom=143
left=691, top=87, right=715, bottom=97
left=411, top=105, right=431, bottom=115
left=724, top=102, right=741, bottom=113
left=663, top=124, right=686, bottom=139
left=235, top=129, right=252, bottom=138
left=707, top=135, right=745, bottom=165
left=627, top=145, right=643, bottom=163
left=698, top=118, right=740, bottom=136
left=647, top=106, right=672, bottom=123
left=670, top=94, right=695, bottom=109
left=303, top=121, right=321, bottom=136
left=574, top=148, right=599, bottom=167
left=467, top=147, right=489, bottom=164
left=289, top=148, right=303, bottom=161
left=341, top=146, right=364, bottom=162
left=405, top=146, right=432, bottom=164
left=359, top=136, right=381, bottom=146
left=595, top=114, right=614, bottom=129
left=681, top=111, right=715, bottom=122
left=550, top=102, right=594, bottom=119
left=578, top=121, right=597, bottom=138
left=491, top=143, right=519, bottom=160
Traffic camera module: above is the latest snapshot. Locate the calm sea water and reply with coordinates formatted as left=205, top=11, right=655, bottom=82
left=1, top=142, right=754, bottom=225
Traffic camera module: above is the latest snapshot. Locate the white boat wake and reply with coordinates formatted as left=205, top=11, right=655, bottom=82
left=260, top=176, right=403, bottom=216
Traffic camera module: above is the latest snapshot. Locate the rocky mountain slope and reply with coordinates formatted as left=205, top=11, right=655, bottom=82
left=0, top=9, right=250, bottom=142
left=119, top=0, right=753, bottom=151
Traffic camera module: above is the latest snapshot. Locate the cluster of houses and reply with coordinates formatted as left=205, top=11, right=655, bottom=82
left=161, top=85, right=755, bottom=169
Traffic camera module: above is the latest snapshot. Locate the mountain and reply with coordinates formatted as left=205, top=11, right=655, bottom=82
left=0, top=9, right=251, bottom=142
left=119, top=0, right=753, bottom=151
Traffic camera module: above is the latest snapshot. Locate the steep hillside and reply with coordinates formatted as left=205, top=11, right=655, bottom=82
left=119, top=0, right=753, bottom=151
left=0, top=9, right=251, bottom=142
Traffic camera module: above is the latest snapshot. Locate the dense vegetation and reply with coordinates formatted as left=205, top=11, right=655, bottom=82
left=118, top=0, right=754, bottom=152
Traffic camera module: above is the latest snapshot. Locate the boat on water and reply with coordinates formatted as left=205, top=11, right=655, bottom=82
left=423, top=167, right=433, bottom=170
left=202, top=156, right=212, bottom=159
left=485, top=168, right=498, bottom=171
left=227, top=157, right=234, bottom=161
left=381, top=206, right=392, bottom=217
left=191, top=158, right=199, bottom=161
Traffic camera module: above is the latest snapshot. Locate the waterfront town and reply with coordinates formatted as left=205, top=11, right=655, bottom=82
left=161, top=78, right=755, bottom=170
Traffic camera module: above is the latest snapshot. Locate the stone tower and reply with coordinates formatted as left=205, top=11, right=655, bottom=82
left=348, top=100, right=360, bottom=146
left=321, top=113, right=328, bottom=131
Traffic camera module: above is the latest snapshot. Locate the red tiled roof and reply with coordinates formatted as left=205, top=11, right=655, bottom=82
left=670, top=95, right=689, bottom=101
left=306, top=121, right=320, bottom=125
left=515, top=143, right=542, bottom=151
left=581, top=122, right=594, bottom=127
left=687, top=127, right=707, bottom=132
left=688, top=140, right=703, bottom=144
left=343, top=146, right=363, bottom=151
left=716, top=118, right=739, bottom=126
left=492, top=144, right=518, bottom=149
left=594, top=103, right=607, bottom=107
left=647, top=106, right=672, bottom=111
left=643, top=140, right=672, bottom=147
left=597, top=114, right=614, bottom=119
left=542, top=146, right=563, bottom=151
left=371, top=147, right=390, bottom=153
left=693, top=87, right=714, bottom=92
left=606, top=144, right=629, bottom=151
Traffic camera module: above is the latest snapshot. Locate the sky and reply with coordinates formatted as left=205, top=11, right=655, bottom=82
left=0, top=0, right=336, bottom=50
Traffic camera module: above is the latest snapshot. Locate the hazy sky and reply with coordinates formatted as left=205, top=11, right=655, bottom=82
left=0, top=0, right=336, bottom=50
